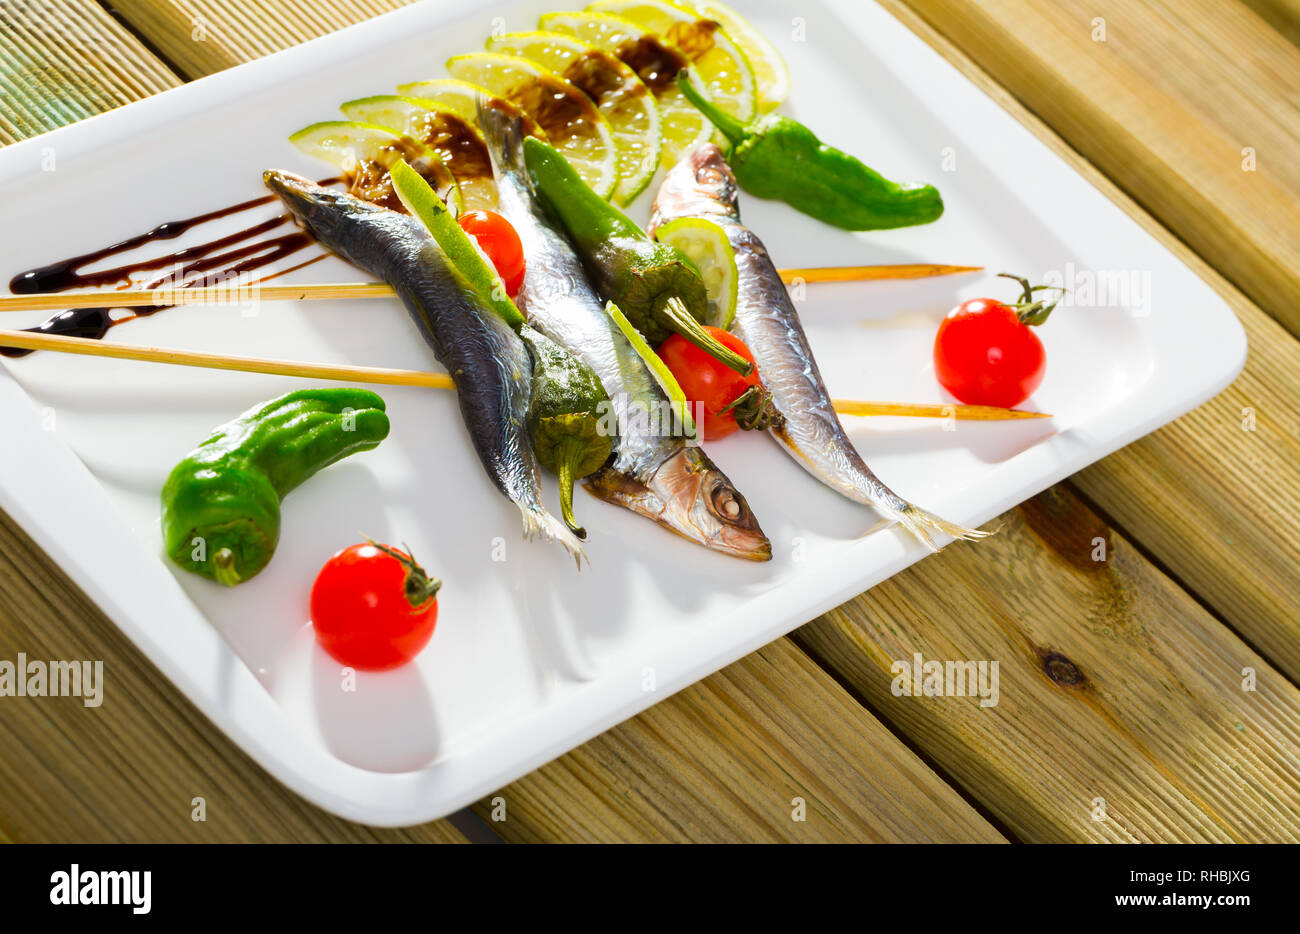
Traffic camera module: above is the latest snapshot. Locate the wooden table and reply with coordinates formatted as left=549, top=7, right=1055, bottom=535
left=2, top=0, right=1298, bottom=843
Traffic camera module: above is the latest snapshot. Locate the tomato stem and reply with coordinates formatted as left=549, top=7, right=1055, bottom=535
left=363, top=536, right=442, bottom=609
left=997, top=272, right=1066, bottom=327
left=719, top=384, right=785, bottom=431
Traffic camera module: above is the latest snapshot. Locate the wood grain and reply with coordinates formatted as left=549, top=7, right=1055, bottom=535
left=904, top=0, right=1300, bottom=338
left=888, top=0, right=1300, bottom=679
left=470, top=638, right=1005, bottom=843
left=794, top=488, right=1300, bottom=843
left=107, top=0, right=413, bottom=78
left=0, top=0, right=180, bottom=143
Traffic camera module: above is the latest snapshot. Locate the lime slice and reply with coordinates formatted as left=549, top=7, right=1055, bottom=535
left=390, top=159, right=524, bottom=330
left=605, top=300, right=697, bottom=438
left=289, top=120, right=463, bottom=213
left=486, top=31, right=661, bottom=205
left=446, top=52, right=619, bottom=199
left=587, top=0, right=756, bottom=129
left=654, top=216, right=737, bottom=328
left=394, top=78, right=550, bottom=143
left=340, top=95, right=498, bottom=211
left=540, top=10, right=715, bottom=167
left=677, top=0, right=788, bottom=110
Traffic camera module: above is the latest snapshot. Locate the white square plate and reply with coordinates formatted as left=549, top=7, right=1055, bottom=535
left=0, top=0, right=1244, bottom=825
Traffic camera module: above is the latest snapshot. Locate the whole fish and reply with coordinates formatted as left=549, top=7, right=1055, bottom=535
left=264, top=169, right=584, bottom=563
left=649, top=145, right=986, bottom=550
left=478, top=107, right=771, bottom=561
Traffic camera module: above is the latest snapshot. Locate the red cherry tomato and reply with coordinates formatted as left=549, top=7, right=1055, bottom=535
left=659, top=327, right=767, bottom=440
left=934, top=276, right=1060, bottom=408
left=310, top=541, right=441, bottom=671
left=458, top=209, right=525, bottom=297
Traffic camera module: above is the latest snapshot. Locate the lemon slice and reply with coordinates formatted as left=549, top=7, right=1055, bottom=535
left=288, top=120, right=463, bottom=213
left=394, top=78, right=550, bottom=143
left=486, top=31, right=661, bottom=205
left=677, top=0, right=788, bottom=111
left=654, top=216, right=737, bottom=328
left=540, top=10, right=714, bottom=167
left=587, top=0, right=756, bottom=129
left=340, top=95, right=498, bottom=211
left=446, top=52, right=618, bottom=199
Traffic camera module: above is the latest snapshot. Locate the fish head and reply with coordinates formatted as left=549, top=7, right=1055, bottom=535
left=263, top=169, right=375, bottom=240
left=649, top=144, right=740, bottom=235
left=585, top=446, right=771, bottom=561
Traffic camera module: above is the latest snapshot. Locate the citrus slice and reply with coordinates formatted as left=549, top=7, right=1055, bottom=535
left=390, top=159, right=524, bottom=330
left=677, top=0, right=788, bottom=110
left=394, top=78, right=550, bottom=143
left=586, top=0, right=756, bottom=128
left=340, top=95, right=497, bottom=211
left=288, top=120, right=463, bottom=214
left=653, top=216, right=737, bottom=328
left=540, top=9, right=714, bottom=167
left=446, top=52, right=618, bottom=199
left=486, top=31, right=661, bottom=205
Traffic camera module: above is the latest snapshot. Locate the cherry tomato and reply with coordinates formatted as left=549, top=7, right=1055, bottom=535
left=458, top=209, right=525, bottom=297
left=933, top=275, right=1061, bottom=408
left=659, top=327, right=769, bottom=440
left=310, top=541, right=441, bottom=671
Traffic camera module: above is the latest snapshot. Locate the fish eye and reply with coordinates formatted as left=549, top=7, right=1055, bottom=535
left=709, top=482, right=744, bottom=521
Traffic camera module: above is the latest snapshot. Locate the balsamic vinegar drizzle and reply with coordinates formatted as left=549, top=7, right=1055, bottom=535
left=2, top=180, right=341, bottom=358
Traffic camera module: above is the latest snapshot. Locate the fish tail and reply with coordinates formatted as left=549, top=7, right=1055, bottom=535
left=890, top=502, right=992, bottom=552
left=518, top=502, right=588, bottom=569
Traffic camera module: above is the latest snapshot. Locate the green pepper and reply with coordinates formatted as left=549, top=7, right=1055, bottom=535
left=518, top=326, right=613, bottom=538
left=676, top=72, right=944, bottom=231
left=390, top=158, right=614, bottom=536
left=161, top=388, right=390, bottom=586
left=522, top=137, right=754, bottom=376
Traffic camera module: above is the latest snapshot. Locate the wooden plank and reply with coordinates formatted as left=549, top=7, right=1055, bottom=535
left=793, top=487, right=1300, bottom=843
left=0, top=0, right=180, bottom=143
left=888, top=0, right=1300, bottom=680
left=0, top=512, right=474, bottom=842
left=107, top=0, right=414, bottom=78
left=470, top=638, right=1005, bottom=843
left=903, top=0, right=1300, bottom=337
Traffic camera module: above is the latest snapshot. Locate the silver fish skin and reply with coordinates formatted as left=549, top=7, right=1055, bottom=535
left=264, top=169, right=584, bottom=563
left=478, top=108, right=771, bottom=561
left=649, top=145, right=986, bottom=550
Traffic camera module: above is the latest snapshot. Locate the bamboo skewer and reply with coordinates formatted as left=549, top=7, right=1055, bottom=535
left=0, top=264, right=982, bottom=313
left=0, top=328, right=1050, bottom=421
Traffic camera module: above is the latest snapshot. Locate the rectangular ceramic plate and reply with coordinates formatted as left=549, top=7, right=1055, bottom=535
left=0, top=0, right=1244, bottom=825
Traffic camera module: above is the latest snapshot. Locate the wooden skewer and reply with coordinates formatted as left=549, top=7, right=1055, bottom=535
left=0, top=264, right=982, bottom=313
left=0, top=328, right=1050, bottom=421
left=778, top=263, right=982, bottom=283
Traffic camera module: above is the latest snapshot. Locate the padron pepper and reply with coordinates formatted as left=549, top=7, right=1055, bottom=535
left=521, top=137, right=754, bottom=377
left=518, top=326, right=613, bottom=538
left=161, top=388, right=390, bottom=586
left=676, top=72, right=944, bottom=231
left=390, top=159, right=613, bottom=537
